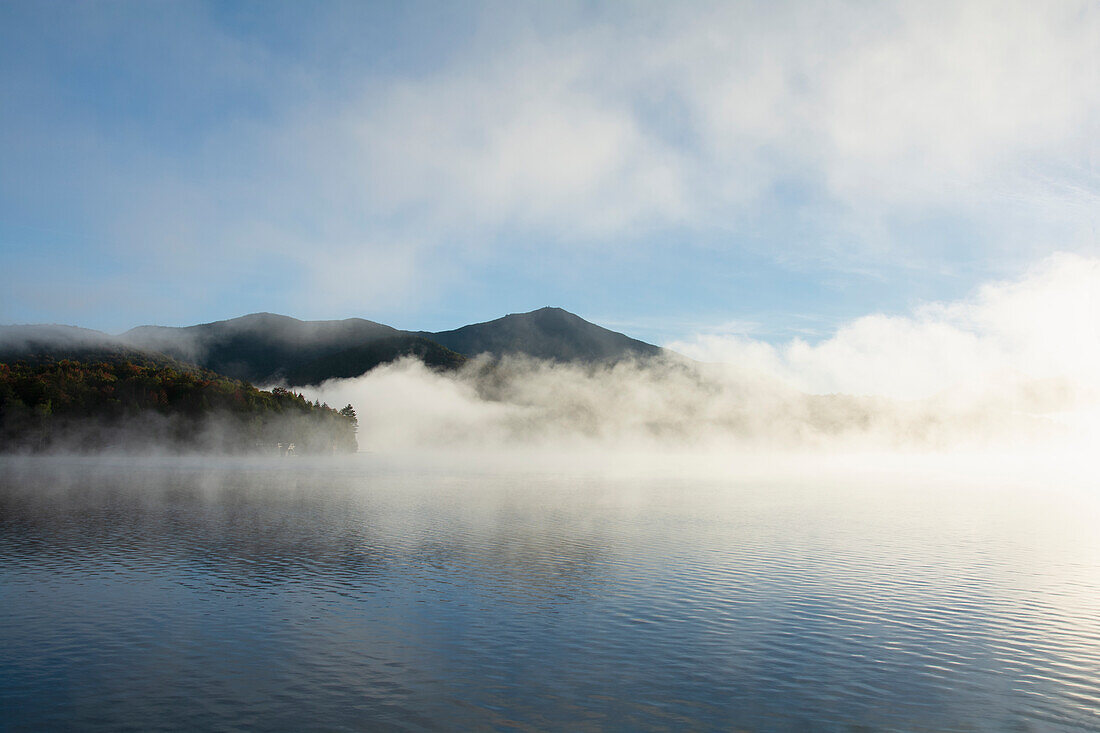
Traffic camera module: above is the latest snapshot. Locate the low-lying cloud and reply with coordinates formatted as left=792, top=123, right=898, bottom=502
left=301, top=254, right=1100, bottom=455
left=672, top=253, right=1100, bottom=400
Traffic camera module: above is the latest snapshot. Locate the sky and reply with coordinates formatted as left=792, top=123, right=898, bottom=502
left=1, top=0, right=1098, bottom=347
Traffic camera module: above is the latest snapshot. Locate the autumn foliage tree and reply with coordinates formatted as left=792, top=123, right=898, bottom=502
left=0, top=359, right=358, bottom=454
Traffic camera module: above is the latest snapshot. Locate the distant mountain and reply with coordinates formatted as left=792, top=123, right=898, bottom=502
left=123, top=313, right=405, bottom=384
left=284, top=336, right=467, bottom=385
left=0, top=324, right=187, bottom=369
left=423, top=307, right=662, bottom=362
left=4, top=308, right=664, bottom=386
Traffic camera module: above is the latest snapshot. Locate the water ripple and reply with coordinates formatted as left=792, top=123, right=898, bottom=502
left=1, top=456, right=1099, bottom=731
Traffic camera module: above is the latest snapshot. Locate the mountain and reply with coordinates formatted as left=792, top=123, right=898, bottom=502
left=422, top=307, right=662, bottom=362
left=283, top=336, right=468, bottom=385
left=0, top=324, right=188, bottom=369
left=5, top=308, right=664, bottom=386
left=123, top=313, right=407, bottom=384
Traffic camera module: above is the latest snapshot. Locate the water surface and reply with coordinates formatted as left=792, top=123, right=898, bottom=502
left=1, top=455, right=1099, bottom=731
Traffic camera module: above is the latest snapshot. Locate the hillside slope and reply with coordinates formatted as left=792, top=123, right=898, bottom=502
left=123, top=313, right=402, bottom=384
left=0, top=359, right=357, bottom=454
left=0, top=324, right=190, bottom=370
left=6, top=308, right=665, bottom=386
left=424, top=307, right=662, bottom=362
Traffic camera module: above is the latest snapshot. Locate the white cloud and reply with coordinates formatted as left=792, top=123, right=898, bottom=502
left=4, top=1, right=1099, bottom=325
left=342, top=43, right=691, bottom=239
left=672, top=252, right=1100, bottom=400
left=323, top=0, right=1100, bottom=250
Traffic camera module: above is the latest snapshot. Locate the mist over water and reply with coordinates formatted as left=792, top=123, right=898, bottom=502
left=3, top=256, right=1100, bottom=730
left=300, top=353, right=1092, bottom=457
left=297, top=255, right=1100, bottom=467
left=2, top=456, right=1098, bottom=730
left=3, top=252, right=1095, bottom=462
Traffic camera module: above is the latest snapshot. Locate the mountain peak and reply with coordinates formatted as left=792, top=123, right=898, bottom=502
left=426, top=308, right=660, bottom=362
left=8, top=308, right=664, bottom=385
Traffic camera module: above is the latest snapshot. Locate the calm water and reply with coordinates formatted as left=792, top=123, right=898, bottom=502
left=1, top=455, right=1099, bottom=731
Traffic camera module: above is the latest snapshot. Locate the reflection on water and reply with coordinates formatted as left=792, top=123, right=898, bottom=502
left=1, top=455, right=1099, bottom=731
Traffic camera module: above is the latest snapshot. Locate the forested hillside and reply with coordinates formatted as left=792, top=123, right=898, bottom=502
left=3, top=307, right=668, bottom=388
left=0, top=359, right=358, bottom=454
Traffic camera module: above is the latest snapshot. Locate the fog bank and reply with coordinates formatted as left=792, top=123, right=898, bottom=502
left=672, top=254, right=1100, bottom=400
left=301, top=255, right=1100, bottom=458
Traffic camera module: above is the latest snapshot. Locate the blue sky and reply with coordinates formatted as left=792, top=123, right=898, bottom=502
left=1, top=0, right=1097, bottom=345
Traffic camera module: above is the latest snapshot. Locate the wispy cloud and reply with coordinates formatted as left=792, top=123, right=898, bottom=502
left=1, top=1, right=1098, bottom=329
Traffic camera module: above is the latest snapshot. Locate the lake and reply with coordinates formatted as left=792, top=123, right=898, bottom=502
left=1, top=454, right=1099, bottom=731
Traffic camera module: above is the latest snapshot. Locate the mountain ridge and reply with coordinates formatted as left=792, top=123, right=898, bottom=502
left=1, top=308, right=665, bottom=386
left=420, top=307, right=661, bottom=363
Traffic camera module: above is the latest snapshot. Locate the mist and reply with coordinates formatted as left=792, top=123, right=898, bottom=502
left=299, top=255, right=1100, bottom=466
left=0, top=409, right=354, bottom=457
left=4, top=253, right=1096, bottom=467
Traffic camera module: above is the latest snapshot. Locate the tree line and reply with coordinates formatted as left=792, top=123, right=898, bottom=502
left=0, top=359, right=358, bottom=454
